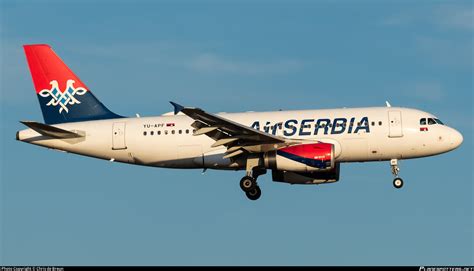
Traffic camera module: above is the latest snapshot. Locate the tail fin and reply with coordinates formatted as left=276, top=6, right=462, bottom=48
left=23, top=44, right=122, bottom=124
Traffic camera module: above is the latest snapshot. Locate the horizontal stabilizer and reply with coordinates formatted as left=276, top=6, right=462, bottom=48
left=20, top=121, right=83, bottom=139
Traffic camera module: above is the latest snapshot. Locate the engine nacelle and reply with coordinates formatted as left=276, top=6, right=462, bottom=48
left=272, top=163, right=340, bottom=184
left=264, top=143, right=335, bottom=172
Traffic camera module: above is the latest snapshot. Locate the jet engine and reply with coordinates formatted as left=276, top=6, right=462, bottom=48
left=263, top=142, right=335, bottom=172
left=272, top=163, right=340, bottom=184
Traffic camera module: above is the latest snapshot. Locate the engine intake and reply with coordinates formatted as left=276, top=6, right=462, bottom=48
left=264, top=143, right=335, bottom=172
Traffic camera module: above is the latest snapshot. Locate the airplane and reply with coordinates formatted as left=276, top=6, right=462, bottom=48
left=17, top=44, right=464, bottom=201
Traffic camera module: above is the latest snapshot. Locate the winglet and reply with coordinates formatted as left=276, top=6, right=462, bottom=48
left=169, top=101, right=185, bottom=115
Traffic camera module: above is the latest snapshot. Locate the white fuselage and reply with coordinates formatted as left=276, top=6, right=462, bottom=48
left=18, top=107, right=463, bottom=170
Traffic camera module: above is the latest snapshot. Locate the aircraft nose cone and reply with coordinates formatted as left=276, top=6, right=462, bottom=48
left=450, top=129, right=463, bottom=149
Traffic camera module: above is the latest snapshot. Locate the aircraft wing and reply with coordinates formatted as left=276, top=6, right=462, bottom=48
left=170, top=102, right=289, bottom=158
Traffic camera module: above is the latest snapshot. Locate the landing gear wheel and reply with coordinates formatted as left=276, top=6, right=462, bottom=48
left=240, top=176, right=256, bottom=192
left=393, top=178, right=403, bottom=189
left=245, top=186, right=261, bottom=201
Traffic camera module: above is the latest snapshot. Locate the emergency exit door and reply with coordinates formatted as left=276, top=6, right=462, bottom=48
left=388, top=111, right=403, bottom=138
left=112, top=122, right=127, bottom=150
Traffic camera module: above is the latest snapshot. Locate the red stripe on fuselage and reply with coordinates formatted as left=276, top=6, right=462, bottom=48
left=279, top=143, right=332, bottom=160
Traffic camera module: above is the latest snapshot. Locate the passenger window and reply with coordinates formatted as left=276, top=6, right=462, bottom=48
left=143, top=131, right=147, bottom=136
left=420, top=118, right=427, bottom=125
left=179, top=130, right=182, bottom=134
left=428, top=118, right=436, bottom=125
left=157, top=131, right=161, bottom=135
left=371, top=121, right=375, bottom=126
left=150, top=131, right=154, bottom=136
left=171, top=130, right=175, bottom=134
left=186, top=129, right=189, bottom=134
left=165, top=130, right=168, bottom=135
left=378, top=121, right=382, bottom=126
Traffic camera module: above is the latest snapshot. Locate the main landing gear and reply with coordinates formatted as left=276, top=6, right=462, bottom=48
left=240, top=176, right=262, bottom=200
left=240, top=168, right=266, bottom=200
left=240, top=155, right=266, bottom=201
left=390, top=159, right=404, bottom=189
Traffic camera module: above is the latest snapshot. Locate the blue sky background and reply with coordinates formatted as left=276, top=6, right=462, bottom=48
left=1, top=0, right=472, bottom=266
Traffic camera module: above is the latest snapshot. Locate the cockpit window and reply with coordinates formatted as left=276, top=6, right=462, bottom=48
left=420, top=118, right=427, bottom=125
left=428, top=118, right=436, bottom=125
left=434, top=118, right=444, bottom=125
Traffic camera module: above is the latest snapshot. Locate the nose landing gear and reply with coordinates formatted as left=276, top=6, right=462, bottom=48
left=393, top=177, right=403, bottom=188
left=391, top=159, right=404, bottom=189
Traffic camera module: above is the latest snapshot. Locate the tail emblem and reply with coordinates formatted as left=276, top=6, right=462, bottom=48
left=39, top=80, right=87, bottom=113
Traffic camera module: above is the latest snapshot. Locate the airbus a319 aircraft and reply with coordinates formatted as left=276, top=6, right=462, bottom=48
left=17, top=44, right=463, bottom=200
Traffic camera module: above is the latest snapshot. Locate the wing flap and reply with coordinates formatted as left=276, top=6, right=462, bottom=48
left=211, top=137, right=239, bottom=148
left=223, top=149, right=245, bottom=159
left=194, top=126, right=219, bottom=136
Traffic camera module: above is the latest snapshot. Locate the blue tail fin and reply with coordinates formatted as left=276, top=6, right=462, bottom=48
left=24, top=44, right=122, bottom=124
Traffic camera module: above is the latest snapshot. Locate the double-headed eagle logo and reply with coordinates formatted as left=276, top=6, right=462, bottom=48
left=39, top=80, right=87, bottom=113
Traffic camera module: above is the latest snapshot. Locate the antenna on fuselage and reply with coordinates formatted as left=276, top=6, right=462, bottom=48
left=385, top=101, right=392, bottom=107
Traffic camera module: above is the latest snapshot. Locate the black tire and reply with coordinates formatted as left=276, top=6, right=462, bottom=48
left=393, top=177, right=403, bottom=189
left=245, top=186, right=262, bottom=201
left=240, top=176, right=256, bottom=192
